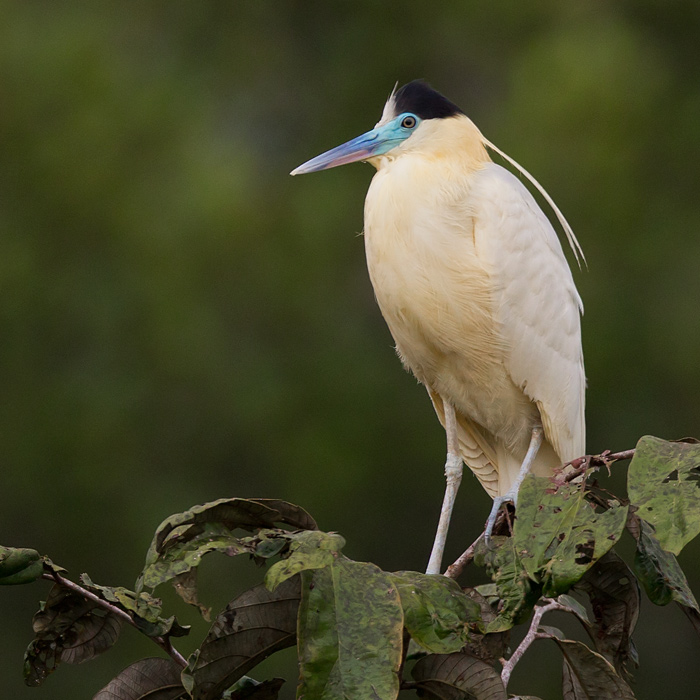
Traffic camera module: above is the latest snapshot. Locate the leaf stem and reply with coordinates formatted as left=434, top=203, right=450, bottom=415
left=500, top=599, right=565, bottom=687
left=41, top=571, right=187, bottom=668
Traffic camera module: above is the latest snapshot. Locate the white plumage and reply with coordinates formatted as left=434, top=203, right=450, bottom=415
left=292, top=81, right=585, bottom=574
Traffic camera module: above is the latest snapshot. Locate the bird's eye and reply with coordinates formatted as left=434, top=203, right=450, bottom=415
left=401, top=115, right=417, bottom=129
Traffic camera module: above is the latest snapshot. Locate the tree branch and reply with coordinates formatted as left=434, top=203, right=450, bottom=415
left=553, top=448, right=636, bottom=485
left=444, top=534, right=481, bottom=579
left=42, top=571, right=187, bottom=668
left=500, top=599, right=565, bottom=687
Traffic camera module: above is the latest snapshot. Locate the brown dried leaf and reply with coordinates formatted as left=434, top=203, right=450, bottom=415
left=541, top=635, right=636, bottom=699
left=93, top=657, right=186, bottom=699
left=24, top=585, right=122, bottom=686
left=183, top=577, right=300, bottom=700
left=411, top=651, right=507, bottom=700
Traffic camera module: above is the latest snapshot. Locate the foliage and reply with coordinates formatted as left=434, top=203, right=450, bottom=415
left=3, top=435, right=700, bottom=699
left=627, top=437, right=700, bottom=555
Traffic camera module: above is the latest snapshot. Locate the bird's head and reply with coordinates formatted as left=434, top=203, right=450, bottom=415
left=291, top=80, right=483, bottom=175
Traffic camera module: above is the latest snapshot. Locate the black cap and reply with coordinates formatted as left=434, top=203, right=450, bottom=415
left=393, top=80, right=463, bottom=120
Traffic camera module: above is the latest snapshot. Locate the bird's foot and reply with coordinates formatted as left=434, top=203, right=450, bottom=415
left=484, top=425, right=544, bottom=546
left=483, top=489, right=518, bottom=546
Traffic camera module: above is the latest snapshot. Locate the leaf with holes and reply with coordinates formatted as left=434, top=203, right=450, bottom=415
left=475, top=536, right=540, bottom=632
left=141, top=525, right=292, bottom=593
left=137, top=498, right=316, bottom=593
left=80, top=575, right=189, bottom=638
left=411, top=651, right=507, bottom=700
left=23, top=584, right=122, bottom=686
left=540, top=634, right=636, bottom=699
left=182, top=577, right=300, bottom=700
left=139, top=522, right=258, bottom=591
left=264, top=530, right=345, bottom=591
left=93, top=657, right=186, bottom=699
left=390, top=571, right=479, bottom=654
left=297, top=560, right=403, bottom=700
left=627, top=435, right=700, bottom=555
left=628, top=515, right=699, bottom=610
left=575, top=551, right=640, bottom=680
left=513, top=476, right=628, bottom=596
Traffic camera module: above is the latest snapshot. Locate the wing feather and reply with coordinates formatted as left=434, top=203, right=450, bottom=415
left=472, top=163, right=586, bottom=462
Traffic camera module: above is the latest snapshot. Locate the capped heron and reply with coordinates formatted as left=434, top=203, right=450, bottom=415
left=291, top=81, right=585, bottom=575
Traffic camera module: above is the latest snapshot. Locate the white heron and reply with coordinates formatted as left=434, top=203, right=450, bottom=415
left=291, top=80, right=585, bottom=575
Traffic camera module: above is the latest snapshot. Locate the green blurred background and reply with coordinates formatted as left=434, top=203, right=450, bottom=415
left=1, top=1, right=699, bottom=698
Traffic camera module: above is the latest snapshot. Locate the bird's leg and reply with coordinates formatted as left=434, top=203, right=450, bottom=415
left=484, top=424, right=544, bottom=546
left=426, top=402, right=463, bottom=575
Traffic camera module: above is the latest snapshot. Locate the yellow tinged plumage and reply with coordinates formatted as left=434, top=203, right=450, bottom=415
left=364, top=116, right=585, bottom=498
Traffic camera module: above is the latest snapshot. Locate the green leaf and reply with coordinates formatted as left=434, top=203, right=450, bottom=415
left=254, top=533, right=289, bottom=560
left=539, top=624, right=566, bottom=639
left=183, top=577, right=300, bottom=700
left=513, top=476, right=628, bottom=596
left=475, top=536, right=540, bottom=632
left=152, top=498, right=317, bottom=556
left=628, top=515, right=699, bottom=610
left=93, top=657, right=186, bottom=700
left=555, top=594, right=591, bottom=625
left=80, top=575, right=190, bottom=638
left=391, top=571, right=478, bottom=653
left=24, top=584, right=122, bottom=686
left=473, top=583, right=498, bottom=599
left=139, top=522, right=259, bottom=592
left=0, top=546, right=44, bottom=585
left=223, top=677, right=284, bottom=699
left=137, top=497, right=316, bottom=593
left=297, top=559, right=403, bottom=700
left=411, top=651, right=507, bottom=700
left=264, top=530, right=345, bottom=590
left=627, top=435, right=700, bottom=555
left=575, top=551, right=640, bottom=679
left=541, top=636, right=636, bottom=699
left=140, top=525, right=295, bottom=593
